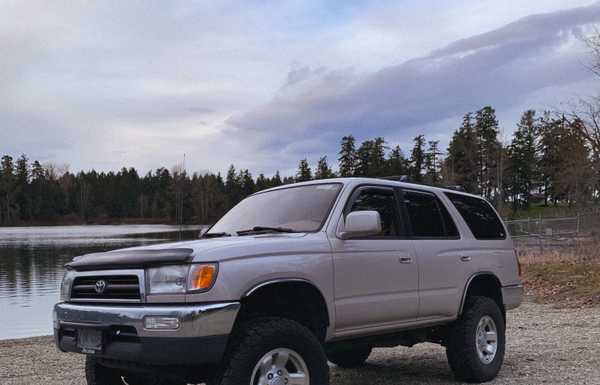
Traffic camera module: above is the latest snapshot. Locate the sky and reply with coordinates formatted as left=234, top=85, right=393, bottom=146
left=1, top=0, right=600, bottom=177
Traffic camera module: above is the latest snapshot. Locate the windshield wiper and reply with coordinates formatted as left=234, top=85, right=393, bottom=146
left=202, top=232, right=232, bottom=238
left=237, top=226, right=295, bottom=235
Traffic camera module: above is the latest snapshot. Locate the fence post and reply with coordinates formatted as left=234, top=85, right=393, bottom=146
left=576, top=212, right=580, bottom=236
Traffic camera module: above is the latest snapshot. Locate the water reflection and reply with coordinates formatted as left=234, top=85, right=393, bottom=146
left=0, top=225, right=202, bottom=340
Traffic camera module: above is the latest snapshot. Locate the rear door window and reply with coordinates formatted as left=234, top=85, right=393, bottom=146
left=444, top=192, right=506, bottom=240
left=402, top=190, right=459, bottom=238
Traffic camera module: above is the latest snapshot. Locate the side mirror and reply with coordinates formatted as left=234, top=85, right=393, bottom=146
left=340, top=210, right=382, bottom=240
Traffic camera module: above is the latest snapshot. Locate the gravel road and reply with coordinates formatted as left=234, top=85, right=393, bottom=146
left=1, top=301, right=599, bottom=385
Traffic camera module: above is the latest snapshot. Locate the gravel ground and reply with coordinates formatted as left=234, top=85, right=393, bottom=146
left=1, top=301, right=599, bottom=385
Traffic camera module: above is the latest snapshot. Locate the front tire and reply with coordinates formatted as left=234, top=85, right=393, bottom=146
left=446, top=296, right=505, bottom=383
left=210, top=317, right=329, bottom=385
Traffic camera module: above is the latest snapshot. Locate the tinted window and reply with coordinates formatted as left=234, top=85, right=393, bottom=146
left=403, top=190, right=459, bottom=238
left=207, top=183, right=342, bottom=234
left=445, top=192, right=506, bottom=240
left=348, top=188, right=401, bottom=237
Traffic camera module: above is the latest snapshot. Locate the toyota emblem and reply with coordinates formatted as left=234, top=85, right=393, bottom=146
left=95, top=280, right=107, bottom=294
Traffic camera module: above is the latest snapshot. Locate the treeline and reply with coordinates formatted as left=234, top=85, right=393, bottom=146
left=0, top=105, right=597, bottom=226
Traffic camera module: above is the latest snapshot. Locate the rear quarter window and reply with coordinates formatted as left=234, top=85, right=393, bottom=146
left=444, top=192, right=506, bottom=240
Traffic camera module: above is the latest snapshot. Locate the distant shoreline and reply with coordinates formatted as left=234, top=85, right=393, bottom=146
left=0, top=218, right=207, bottom=227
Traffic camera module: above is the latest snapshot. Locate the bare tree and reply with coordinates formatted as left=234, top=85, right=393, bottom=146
left=567, top=31, right=600, bottom=157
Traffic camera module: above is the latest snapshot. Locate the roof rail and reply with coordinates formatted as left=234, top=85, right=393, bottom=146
left=377, top=176, right=467, bottom=192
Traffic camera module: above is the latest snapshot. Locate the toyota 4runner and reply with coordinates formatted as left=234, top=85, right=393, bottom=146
left=54, top=178, right=523, bottom=385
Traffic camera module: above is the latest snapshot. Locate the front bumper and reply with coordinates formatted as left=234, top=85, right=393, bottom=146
left=54, top=301, right=240, bottom=365
left=502, top=284, right=524, bottom=310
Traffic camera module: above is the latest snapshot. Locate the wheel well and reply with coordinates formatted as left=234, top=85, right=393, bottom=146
left=236, top=281, right=330, bottom=341
left=461, top=274, right=504, bottom=315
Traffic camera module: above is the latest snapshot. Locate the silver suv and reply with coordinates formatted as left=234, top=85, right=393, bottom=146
left=54, top=178, right=523, bottom=385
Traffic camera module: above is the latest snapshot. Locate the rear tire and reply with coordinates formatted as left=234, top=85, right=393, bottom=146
left=327, top=345, right=372, bottom=368
left=446, top=296, right=505, bottom=383
left=210, top=317, right=329, bottom=385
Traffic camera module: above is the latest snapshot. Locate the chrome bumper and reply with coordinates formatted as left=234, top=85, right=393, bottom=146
left=502, top=284, right=524, bottom=310
left=54, top=301, right=240, bottom=338
left=54, top=301, right=240, bottom=365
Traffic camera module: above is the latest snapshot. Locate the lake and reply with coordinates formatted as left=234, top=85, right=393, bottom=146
left=0, top=225, right=204, bottom=340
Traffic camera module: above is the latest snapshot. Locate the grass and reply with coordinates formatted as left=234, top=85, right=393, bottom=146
left=520, top=241, right=600, bottom=307
left=523, top=262, right=600, bottom=307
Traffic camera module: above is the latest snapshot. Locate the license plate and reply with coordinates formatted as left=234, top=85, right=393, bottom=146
left=77, top=329, right=103, bottom=353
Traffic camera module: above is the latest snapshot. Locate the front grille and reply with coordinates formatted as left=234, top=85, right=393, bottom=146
left=71, top=275, right=141, bottom=302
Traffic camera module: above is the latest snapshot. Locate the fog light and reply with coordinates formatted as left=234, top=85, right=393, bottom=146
left=143, top=316, right=181, bottom=330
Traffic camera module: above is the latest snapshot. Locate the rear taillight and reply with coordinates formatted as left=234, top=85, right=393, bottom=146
left=514, top=248, right=522, bottom=277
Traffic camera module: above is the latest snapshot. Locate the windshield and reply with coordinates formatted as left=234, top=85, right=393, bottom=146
left=206, top=183, right=342, bottom=235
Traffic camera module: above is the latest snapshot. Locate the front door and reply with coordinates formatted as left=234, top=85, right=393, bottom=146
left=331, top=186, right=419, bottom=334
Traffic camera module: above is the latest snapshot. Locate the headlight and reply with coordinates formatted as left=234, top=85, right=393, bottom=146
left=147, top=265, right=188, bottom=294
left=60, top=270, right=76, bottom=301
left=146, top=264, right=218, bottom=294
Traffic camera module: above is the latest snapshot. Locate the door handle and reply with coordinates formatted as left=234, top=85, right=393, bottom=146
left=460, top=255, right=472, bottom=262
left=399, top=257, right=413, bottom=264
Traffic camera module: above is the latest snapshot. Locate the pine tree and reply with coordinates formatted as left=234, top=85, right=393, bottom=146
left=539, top=114, right=563, bottom=205
left=271, top=171, right=283, bottom=187
left=409, top=135, right=426, bottom=183
left=508, top=110, right=539, bottom=210
left=424, top=140, right=442, bottom=185
left=387, top=145, right=407, bottom=177
left=0, top=155, right=18, bottom=224
left=225, top=164, right=242, bottom=206
left=446, top=113, right=479, bottom=192
left=255, top=173, right=268, bottom=191
left=371, top=137, right=387, bottom=176
left=239, top=169, right=255, bottom=197
left=15, top=154, right=29, bottom=220
left=338, top=135, right=357, bottom=177
left=296, top=159, right=312, bottom=182
left=355, top=140, right=373, bottom=176
left=315, top=156, right=334, bottom=179
left=475, top=106, right=501, bottom=200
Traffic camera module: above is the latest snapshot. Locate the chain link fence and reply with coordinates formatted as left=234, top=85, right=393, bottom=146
left=506, top=208, right=600, bottom=253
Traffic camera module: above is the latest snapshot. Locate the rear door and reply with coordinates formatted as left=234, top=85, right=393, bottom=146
left=399, top=189, right=465, bottom=319
left=442, top=192, right=515, bottom=289
left=331, top=185, right=419, bottom=332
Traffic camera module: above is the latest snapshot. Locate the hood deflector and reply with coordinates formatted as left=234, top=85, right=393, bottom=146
left=66, top=248, right=194, bottom=271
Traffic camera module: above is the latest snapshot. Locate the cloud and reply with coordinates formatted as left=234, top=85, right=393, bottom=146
left=229, top=2, right=600, bottom=164
left=1, top=1, right=599, bottom=176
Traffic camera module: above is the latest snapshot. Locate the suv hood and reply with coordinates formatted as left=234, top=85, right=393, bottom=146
left=67, top=233, right=326, bottom=271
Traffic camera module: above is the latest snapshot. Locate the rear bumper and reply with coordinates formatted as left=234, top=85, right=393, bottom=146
left=502, top=284, right=524, bottom=310
left=54, top=301, right=239, bottom=365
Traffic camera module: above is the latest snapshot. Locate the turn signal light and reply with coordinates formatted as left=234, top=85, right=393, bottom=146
left=189, top=264, right=217, bottom=291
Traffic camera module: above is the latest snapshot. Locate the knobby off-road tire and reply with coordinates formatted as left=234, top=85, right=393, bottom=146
left=85, top=356, right=179, bottom=385
left=446, top=296, right=506, bottom=383
left=327, top=345, right=372, bottom=368
left=209, top=317, right=330, bottom=385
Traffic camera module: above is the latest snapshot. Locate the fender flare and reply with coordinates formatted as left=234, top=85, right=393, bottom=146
left=243, top=277, right=316, bottom=298
left=241, top=277, right=333, bottom=330
left=458, top=272, right=503, bottom=315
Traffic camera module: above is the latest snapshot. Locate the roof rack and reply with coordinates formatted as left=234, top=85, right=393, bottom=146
left=377, top=176, right=466, bottom=192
